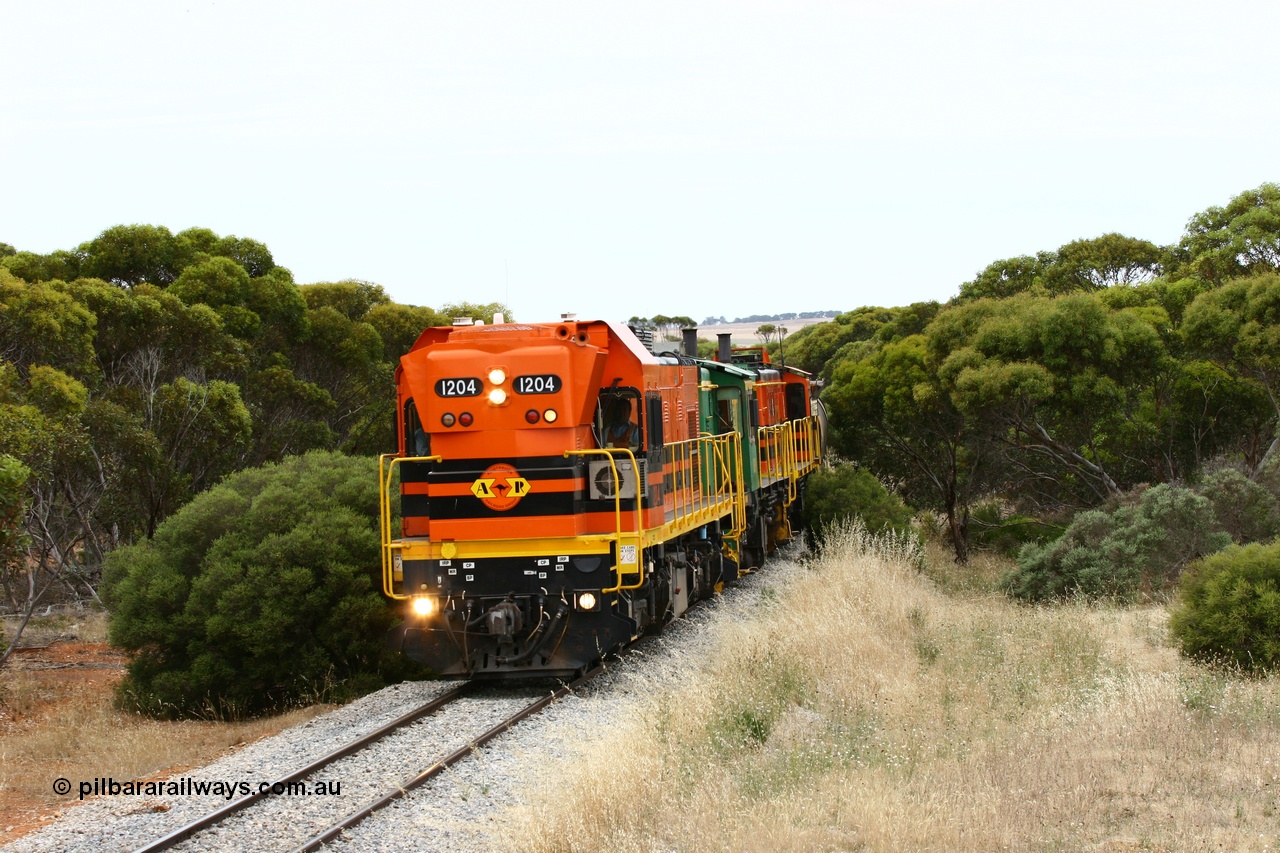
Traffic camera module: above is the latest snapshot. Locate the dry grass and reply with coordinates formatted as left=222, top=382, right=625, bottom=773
left=918, top=535, right=1014, bottom=596
left=518, top=525, right=1280, bottom=852
left=0, top=609, right=330, bottom=839
left=1, top=608, right=112, bottom=656
left=0, top=673, right=326, bottom=796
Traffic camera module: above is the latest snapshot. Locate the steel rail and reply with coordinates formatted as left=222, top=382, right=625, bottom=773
left=131, top=681, right=475, bottom=853
left=290, top=662, right=607, bottom=853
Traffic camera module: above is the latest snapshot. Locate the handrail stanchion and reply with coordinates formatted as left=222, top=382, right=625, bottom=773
left=564, top=448, right=645, bottom=593
left=379, top=453, right=442, bottom=599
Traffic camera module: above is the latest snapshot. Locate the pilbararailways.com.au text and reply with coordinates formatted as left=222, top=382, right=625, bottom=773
left=61, top=777, right=343, bottom=801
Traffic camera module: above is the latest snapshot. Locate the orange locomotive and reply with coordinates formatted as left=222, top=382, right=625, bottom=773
left=381, top=317, right=823, bottom=677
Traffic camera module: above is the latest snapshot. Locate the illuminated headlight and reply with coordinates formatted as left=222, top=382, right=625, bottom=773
left=410, top=596, right=435, bottom=616
left=576, top=592, right=598, bottom=611
left=488, top=368, right=507, bottom=385
left=488, top=388, right=507, bottom=405
left=543, top=409, right=558, bottom=423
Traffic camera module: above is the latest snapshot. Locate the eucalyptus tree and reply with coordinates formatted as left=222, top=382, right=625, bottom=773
left=1181, top=272, right=1280, bottom=477
left=1178, top=183, right=1280, bottom=283
left=212, top=235, right=276, bottom=278
left=784, top=306, right=897, bottom=376
left=824, top=333, right=1000, bottom=562
left=1042, top=233, right=1165, bottom=292
left=930, top=293, right=1168, bottom=504
left=956, top=252, right=1055, bottom=302
left=301, top=280, right=392, bottom=321
left=1, top=249, right=83, bottom=283
left=79, top=224, right=191, bottom=287
left=366, top=302, right=450, bottom=363
left=287, top=304, right=388, bottom=456
left=0, top=271, right=98, bottom=381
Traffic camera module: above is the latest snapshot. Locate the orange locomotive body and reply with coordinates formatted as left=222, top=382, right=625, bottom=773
left=381, top=317, right=822, bottom=677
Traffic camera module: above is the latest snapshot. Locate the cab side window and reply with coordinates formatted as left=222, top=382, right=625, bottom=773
left=404, top=398, right=430, bottom=456
left=597, top=391, right=641, bottom=451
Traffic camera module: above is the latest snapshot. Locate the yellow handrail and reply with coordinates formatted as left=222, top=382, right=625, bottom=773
left=698, top=430, right=746, bottom=563
left=756, top=415, right=822, bottom=503
left=757, top=422, right=790, bottom=487
left=563, top=448, right=646, bottom=593
left=379, top=453, right=441, bottom=599
left=379, top=427, right=766, bottom=599
left=660, top=432, right=741, bottom=533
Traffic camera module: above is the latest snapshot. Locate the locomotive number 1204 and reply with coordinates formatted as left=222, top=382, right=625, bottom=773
left=514, top=374, right=561, bottom=394
left=435, top=378, right=482, bottom=397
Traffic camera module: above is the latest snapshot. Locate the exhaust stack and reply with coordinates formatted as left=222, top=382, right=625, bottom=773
left=682, top=328, right=699, bottom=358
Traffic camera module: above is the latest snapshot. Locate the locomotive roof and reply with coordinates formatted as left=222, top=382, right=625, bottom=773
left=698, top=358, right=755, bottom=379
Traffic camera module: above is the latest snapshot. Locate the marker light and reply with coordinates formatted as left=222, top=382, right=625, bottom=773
left=488, top=368, right=507, bottom=385
left=488, top=388, right=507, bottom=406
left=543, top=409, right=558, bottom=423
left=411, top=596, right=435, bottom=616
left=525, top=409, right=540, bottom=424
left=441, top=413, right=456, bottom=427
left=577, top=592, right=598, bottom=611
left=459, top=412, right=474, bottom=426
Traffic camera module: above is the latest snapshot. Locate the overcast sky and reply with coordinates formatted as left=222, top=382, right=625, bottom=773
left=4, top=0, right=1277, bottom=325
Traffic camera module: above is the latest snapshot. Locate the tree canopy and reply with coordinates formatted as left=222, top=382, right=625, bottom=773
left=813, top=182, right=1280, bottom=563
left=8, top=182, right=1280, bottom=669
left=0, top=224, right=505, bottom=656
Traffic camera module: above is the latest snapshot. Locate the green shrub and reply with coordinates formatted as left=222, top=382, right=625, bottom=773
left=968, top=501, right=1062, bottom=557
left=800, top=461, right=916, bottom=544
left=1005, top=484, right=1230, bottom=602
left=1198, top=467, right=1280, bottom=544
left=1169, top=541, right=1280, bottom=673
left=103, top=451, right=420, bottom=719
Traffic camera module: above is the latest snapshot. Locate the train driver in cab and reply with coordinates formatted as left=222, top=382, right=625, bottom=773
left=602, top=397, right=641, bottom=450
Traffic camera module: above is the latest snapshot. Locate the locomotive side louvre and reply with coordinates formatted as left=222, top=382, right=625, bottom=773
left=381, top=318, right=823, bottom=677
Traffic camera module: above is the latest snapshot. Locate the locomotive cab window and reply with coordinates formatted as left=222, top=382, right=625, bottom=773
left=404, top=398, right=430, bottom=457
left=715, top=389, right=739, bottom=436
left=596, top=389, right=641, bottom=451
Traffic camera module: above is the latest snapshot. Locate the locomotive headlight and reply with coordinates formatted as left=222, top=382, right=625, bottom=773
left=488, top=388, right=507, bottom=406
left=488, top=368, right=507, bottom=385
left=410, top=596, right=435, bottom=617
left=576, top=592, right=598, bottom=611
left=543, top=409, right=558, bottom=423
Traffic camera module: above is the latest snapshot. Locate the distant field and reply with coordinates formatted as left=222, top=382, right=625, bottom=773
left=690, top=316, right=836, bottom=345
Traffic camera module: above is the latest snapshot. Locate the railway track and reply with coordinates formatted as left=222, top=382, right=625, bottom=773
left=4, top=557, right=783, bottom=853
left=291, top=662, right=603, bottom=852
left=129, top=665, right=601, bottom=853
